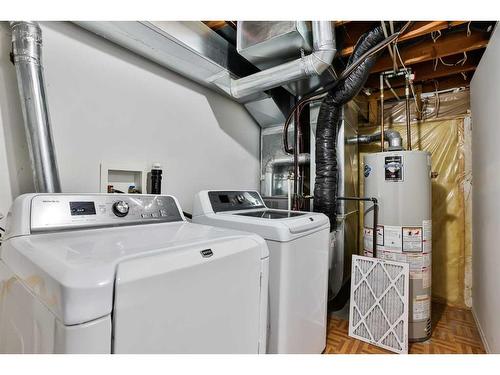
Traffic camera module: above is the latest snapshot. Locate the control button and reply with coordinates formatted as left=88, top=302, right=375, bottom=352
left=112, top=200, right=129, bottom=217
left=141, top=213, right=148, bottom=218
left=151, top=212, right=160, bottom=218
left=160, top=209, right=168, bottom=217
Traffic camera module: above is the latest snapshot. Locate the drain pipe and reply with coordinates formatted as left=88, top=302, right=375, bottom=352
left=230, top=21, right=336, bottom=98
left=10, top=21, right=61, bottom=192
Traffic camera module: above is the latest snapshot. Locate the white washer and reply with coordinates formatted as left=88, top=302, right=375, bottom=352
left=0, top=193, right=269, bottom=354
left=192, top=190, right=330, bottom=354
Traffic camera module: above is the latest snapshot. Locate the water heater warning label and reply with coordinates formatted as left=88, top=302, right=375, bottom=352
left=363, top=226, right=384, bottom=256
left=402, top=226, right=423, bottom=252
left=413, top=295, right=431, bottom=321
left=383, top=225, right=402, bottom=251
left=384, top=155, right=403, bottom=181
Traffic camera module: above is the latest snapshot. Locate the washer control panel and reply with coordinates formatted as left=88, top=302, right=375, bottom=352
left=30, top=194, right=183, bottom=233
left=208, top=191, right=265, bottom=213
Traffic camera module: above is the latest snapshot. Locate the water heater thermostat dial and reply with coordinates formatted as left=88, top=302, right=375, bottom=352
left=112, top=200, right=130, bottom=217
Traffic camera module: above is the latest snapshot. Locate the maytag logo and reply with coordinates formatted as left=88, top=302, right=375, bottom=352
left=200, top=249, right=213, bottom=258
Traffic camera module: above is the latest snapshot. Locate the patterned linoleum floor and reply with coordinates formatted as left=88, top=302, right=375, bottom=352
left=325, top=302, right=486, bottom=354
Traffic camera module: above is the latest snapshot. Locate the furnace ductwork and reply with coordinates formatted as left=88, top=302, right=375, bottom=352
left=230, top=21, right=336, bottom=98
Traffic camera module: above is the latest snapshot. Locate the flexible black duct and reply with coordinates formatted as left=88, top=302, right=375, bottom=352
left=313, top=25, right=386, bottom=230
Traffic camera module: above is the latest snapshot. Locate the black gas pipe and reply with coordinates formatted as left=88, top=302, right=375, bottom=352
left=337, top=197, right=379, bottom=257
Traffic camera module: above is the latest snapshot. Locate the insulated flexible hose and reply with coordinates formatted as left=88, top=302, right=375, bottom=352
left=313, top=25, right=388, bottom=231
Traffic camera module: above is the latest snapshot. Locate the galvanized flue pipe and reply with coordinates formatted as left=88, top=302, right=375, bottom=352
left=10, top=21, right=61, bottom=192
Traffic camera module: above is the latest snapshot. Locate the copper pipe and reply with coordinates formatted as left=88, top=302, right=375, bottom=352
left=405, top=76, right=412, bottom=150
left=380, top=74, right=385, bottom=152
left=293, top=99, right=300, bottom=210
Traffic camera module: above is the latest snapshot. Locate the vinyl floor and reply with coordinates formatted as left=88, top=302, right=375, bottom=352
left=325, top=302, right=486, bottom=354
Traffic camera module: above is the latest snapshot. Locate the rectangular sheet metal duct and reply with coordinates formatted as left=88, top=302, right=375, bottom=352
left=74, top=21, right=289, bottom=127
left=75, top=21, right=336, bottom=127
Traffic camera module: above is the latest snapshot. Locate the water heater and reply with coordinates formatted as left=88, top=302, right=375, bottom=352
left=363, top=150, right=432, bottom=341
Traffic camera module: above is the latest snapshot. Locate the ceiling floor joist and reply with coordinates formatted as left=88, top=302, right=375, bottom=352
left=339, top=21, right=467, bottom=57
left=365, top=51, right=482, bottom=89
left=379, top=74, right=471, bottom=101
left=372, top=30, right=489, bottom=73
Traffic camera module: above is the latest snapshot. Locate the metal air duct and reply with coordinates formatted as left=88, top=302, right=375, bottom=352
left=75, top=22, right=335, bottom=126
left=230, top=21, right=336, bottom=98
left=348, top=130, right=403, bottom=150
left=74, top=21, right=290, bottom=128
left=10, top=21, right=61, bottom=193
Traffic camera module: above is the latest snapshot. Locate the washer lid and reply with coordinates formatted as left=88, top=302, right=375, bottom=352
left=196, top=210, right=329, bottom=242
left=1, top=221, right=268, bottom=325
left=235, top=210, right=306, bottom=219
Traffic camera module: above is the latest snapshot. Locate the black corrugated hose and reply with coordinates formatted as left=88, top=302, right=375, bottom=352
left=313, top=25, right=387, bottom=231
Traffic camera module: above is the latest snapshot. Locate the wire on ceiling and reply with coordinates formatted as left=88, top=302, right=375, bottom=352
left=433, top=51, right=468, bottom=71
left=282, top=21, right=413, bottom=154
left=431, top=30, right=442, bottom=43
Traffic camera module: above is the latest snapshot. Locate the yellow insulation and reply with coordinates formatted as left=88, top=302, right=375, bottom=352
left=358, top=118, right=472, bottom=308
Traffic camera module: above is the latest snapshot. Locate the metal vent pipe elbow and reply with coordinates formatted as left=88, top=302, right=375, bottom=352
left=230, top=21, right=336, bottom=98
left=350, top=129, right=403, bottom=150
left=10, top=21, right=61, bottom=193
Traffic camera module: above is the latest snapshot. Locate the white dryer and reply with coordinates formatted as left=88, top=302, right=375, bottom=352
left=0, top=193, right=269, bottom=354
left=192, top=190, right=330, bottom=354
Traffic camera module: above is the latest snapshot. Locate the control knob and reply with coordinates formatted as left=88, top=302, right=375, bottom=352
left=236, top=194, right=245, bottom=203
left=112, top=200, right=130, bottom=217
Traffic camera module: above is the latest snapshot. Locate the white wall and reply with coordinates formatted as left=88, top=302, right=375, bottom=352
left=470, top=25, right=500, bottom=354
left=0, top=21, right=260, bottom=221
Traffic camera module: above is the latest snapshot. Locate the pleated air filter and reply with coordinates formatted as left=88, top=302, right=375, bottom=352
left=349, top=255, right=409, bottom=354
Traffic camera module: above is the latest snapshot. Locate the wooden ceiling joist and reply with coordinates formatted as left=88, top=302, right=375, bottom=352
left=398, top=21, right=466, bottom=43
left=202, top=20, right=490, bottom=96
left=339, top=21, right=467, bottom=57
left=203, top=21, right=228, bottom=30
left=364, top=52, right=480, bottom=88
left=380, top=74, right=471, bottom=101
left=371, top=30, right=490, bottom=73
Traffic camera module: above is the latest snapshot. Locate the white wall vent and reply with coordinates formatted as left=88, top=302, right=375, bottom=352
left=349, top=255, right=409, bottom=354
